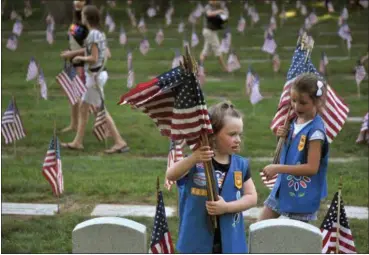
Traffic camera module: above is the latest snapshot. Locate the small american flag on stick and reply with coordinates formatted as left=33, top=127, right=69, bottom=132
left=92, top=101, right=107, bottom=142
left=321, top=191, right=357, bottom=254
left=356, top=112, right=369, bottom=144
left=1, top=98, right=26, bottom=144
left=56, top=64, right=86, bottom=105
left=167, top=139, right=184, bottom=169
left=42, top=135, right=64, bottom=197
left=26, top=57, right=39, bottom=81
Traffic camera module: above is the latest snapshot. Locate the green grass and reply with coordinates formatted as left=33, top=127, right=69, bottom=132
left=1, top=1, right=368, bottom=253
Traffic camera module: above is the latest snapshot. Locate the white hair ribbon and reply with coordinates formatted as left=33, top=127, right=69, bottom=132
left=316, top=80, right=324, bottom=97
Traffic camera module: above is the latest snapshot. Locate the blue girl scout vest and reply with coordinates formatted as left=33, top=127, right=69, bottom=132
left=176, top=154, right=249, bottom=253
left=271, top=114, right=329, bottom=214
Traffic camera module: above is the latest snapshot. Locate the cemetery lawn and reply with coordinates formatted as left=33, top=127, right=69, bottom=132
left=1, top=1, right=368, bottom=254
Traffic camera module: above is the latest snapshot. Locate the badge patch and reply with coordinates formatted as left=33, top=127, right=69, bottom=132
left=234, top=171, right=242, bottom=189
left=193, top=172, right=207, bottom=187
left=191, top=187, right=207, bottom=196
left=298, top=135, right=306, bottom=151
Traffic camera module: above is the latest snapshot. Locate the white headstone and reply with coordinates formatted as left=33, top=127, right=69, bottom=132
left=72, top=217, right=147, bottom=253
left=249, top=219, right=322, bottom=253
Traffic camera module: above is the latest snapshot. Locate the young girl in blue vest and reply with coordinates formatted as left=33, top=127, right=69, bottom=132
left=61, top=5, right=128, bottom=154
left=259, top=73, right=329, bottom=222
left=166, top=101, right=257, bottom=253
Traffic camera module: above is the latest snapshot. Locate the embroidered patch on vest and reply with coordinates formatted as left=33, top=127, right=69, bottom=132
left=193, top=172, right=207, bottom=187
left=298, top=135, right=306, bottom=151
left=234, top=171, right=242, bottom=189
left=191, top=187, right=207, bottom=196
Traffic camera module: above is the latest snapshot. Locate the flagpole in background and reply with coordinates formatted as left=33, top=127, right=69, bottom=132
left=156, top=176, right=160, bottom=199
left=336, top=176, right=343, bottom=254
left=53, top=120, right=60, bottom=214
left=12, top=96, right=17, bottom=157
left=182, top=46, right=218, bottom=231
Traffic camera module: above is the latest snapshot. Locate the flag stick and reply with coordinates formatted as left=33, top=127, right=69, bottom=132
left=156, top=176, right=160, bottom=200
left=272, top=106, right=292, bottom=164
left=336, top=176, right=343, bottom=254
left=54, top=120, right=61, bottom=214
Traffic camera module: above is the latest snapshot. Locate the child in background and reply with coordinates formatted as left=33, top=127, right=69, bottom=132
left=200, top=0, right=229, bottom=72
left=166, top=101, right=257, bottom=253
left=61, top=5, right=128, bottom=154
left=60, top=0, right=90, bottom=133
left=258, top=73, right=329, bottom=222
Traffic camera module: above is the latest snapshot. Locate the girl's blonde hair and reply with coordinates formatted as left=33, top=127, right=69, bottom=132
left=291, top=73, right=327, bottom=110
left=208, top=101, right=243, bottom=135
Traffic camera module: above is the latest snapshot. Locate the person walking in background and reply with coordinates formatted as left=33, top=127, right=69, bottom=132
left=61, top=5, right=129, bottom=154
left=200, top=0, right=229, bottom=72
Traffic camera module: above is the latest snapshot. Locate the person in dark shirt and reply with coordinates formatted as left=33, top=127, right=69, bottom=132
left=200, top=0, right=229, bottom=72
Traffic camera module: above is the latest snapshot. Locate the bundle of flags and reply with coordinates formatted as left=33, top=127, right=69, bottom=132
left=237, top=15, right=246, bottom=33
left=1, top=98, right=26, bottom=144
left=263, top=38, right=349, bottom=189
left=118, top=66, right=213, bottom=149
left=227, top=51, right=241, bottom=72
left=262, top=29, right=277, bottom=55
left=92, top=101, right=107, bottom=142
left=56, top=64, right=86, bottom=105
left=38, top=68, right=48, bottom=100
left=140, top=38, right=150, bottom=55
left=155, top=28, right=164, bottom=45
left=321, top=192, right=357, bottom=253
left=119, top=26, right=127, bottom=45
left=138, top=17, right=147, bottom=33
left=246, top=68, right=263, bottom=105
left=319, top=52, right=329, bottom=75
left=148, top=186, right=174, bottom=253
left=356, top=113, right=369, bottom=144
left=6, top=34, right=18, bottom=51
left=26, top=57, right=39, bottom=81
left=42, top=135, right=64, bottom=197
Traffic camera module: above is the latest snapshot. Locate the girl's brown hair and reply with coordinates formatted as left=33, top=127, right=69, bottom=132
left=291, top=73, right=327, bottom=110
left=82, top=5, right=102, bottom=29
left=208, top=101, right=243, bottom=135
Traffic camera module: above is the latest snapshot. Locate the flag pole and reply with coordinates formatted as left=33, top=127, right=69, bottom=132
left=54, top=120, right=60, bottom=214
left=272, top=106, right=292, bottom=164
left=156, top=176, right=160, bottom=200
left=12, top=96, right=17, bottom=157
left=182, top=45, right=218, bottom=231
left=336, top=176, right=343, bottom=254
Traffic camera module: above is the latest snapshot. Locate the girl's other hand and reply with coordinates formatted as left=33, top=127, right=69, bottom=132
left=276, top=126, right=288, bottom=138
left=60, top=50, right=72, bottom=59
left=193, top=145, right=214, bottom=163
left=164, top=178, right=175, bottom=191
left=72, top=56, right=83, bottom=63
left=261, top=164, right=279, bottom=181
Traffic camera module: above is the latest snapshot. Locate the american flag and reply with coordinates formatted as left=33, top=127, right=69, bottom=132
left=273, top=54, right=281, bottom=73
left=26, top=57, right=39, bottom=81
left=172, top=49, right=182, bottom=69
left=269, top=16, right=277, bottom=31
left=1, top=98, right=26, bottom=144
left=309, top=11, right=318, bottom=25
left=6, top=34, right=18, bottom=51
left=272, top=1, right=278, bottom=15
left=149, top=190, right=174, bottom=254
left=227, top=52, right=241, bottom=72
left=147, top=6, right=157, bottom=18
left=262, top=32, right=277, bottom=55
left=177, top=21, right=185, bottom=33
left=119, top=26, right=127, bottom=45
left=56, top=64, right=84, bottom=105
left=155, top=29, right=164, bottom=45
left=249, top=74, right=263, bottom=105
left=327, top=1, right=335, bottom=13
left=191, top=31, right=199, bottom=48
left=338, top=24, right=351, bottom=41
left=359, top=0, right=369, bottom=8
left=140, top=38, right=150, bottom=56
left=300, top=4, right=307, bottom=16
left=10, top=10, right=19, bottom=20
left=118, top=67, right=213, bottom=148
left=108, top=20, right=116, bottom=33
left=341, top=7, right=349, bottom=20
left=319, top=52, right=329, bottom=75
left=38, top=68, right=48, bottom=100
left=12, top=20, right=23, bottom=36
left=107, top=0, right=116, bottom=8
left=193, top=3, right=204, bottom=18
left=105, top=13, right=113, bottom=26
left=237, top=16, right=246, bottom=33
left=42, top=136, right=64, bottom=197
left=219, top=31, right=231, bottom=54
left=46, top=24, right=54, bottom=44
left=245, top=67, right=254, bottom=95
left=46, top=13, right=55, bottom=31
left=127, top=69, right=135, bottom=88
left=167, top=139, right=184, bottom=169
left=355, top=64, right=367, bottom=86
left=127, top=8, right=137, bottom=27
left=127, top=50, right=133, bottom=71
left=356, top=112, right=369, bottom=144
left=165, top=6, right=174, bottom=26
left=188, top=12, right=197, bottom=24
left=24, top=2, right=33, bottom=17
left=197, top=61, right=206, bottom=86
left=321, top=192, right=357, bottom=254
left=265, top=44, right=349, bottom=189
left=138, top=17, right=147, bottom=33
left=92, top=102, right=107, bottom=142
left=304, top=17, right=312, bottom=30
